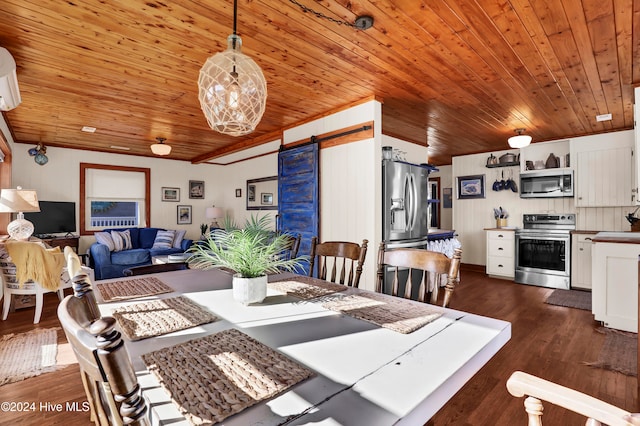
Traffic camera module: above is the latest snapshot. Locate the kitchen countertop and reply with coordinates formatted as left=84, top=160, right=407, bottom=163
left=591, top=231, right=640, bottom=244
left=427, top=229, right=456, bottom=239
left=484, top=227, right=516, bottom=231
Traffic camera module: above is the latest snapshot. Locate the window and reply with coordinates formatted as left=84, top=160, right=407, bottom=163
left=80, top=163, right=150, bottom=235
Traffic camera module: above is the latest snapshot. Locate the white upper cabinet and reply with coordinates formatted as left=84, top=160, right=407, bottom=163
left=570, top=133, right=634, bottom=207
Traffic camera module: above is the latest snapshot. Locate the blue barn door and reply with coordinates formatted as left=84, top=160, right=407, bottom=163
left=278, top=142, right=319, bottom=275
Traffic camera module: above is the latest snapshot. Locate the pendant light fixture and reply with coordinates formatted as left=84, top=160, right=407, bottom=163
left=150, top=137, right=171, bottom=156
left=508, top=128, right=532, bottom=149
left=197, top=0, right=267, bottom=137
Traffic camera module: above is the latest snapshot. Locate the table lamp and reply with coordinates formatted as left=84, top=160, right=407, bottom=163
left=205, top=206, right=224, bottom=229
left=0, top=187, right=40, bottom=240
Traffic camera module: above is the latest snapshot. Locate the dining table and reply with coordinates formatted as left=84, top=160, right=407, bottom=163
left=94, top=268, right=511, bottom=426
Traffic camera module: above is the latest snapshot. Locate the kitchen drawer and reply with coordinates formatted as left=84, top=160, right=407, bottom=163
left=487, top=256, right=515, bottom=277
left=488, top=230, right=514, bottom=242
left=488, top=239, right=514, bottom=257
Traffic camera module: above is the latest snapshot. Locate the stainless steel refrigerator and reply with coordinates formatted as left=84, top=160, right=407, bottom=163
left=382, top=159, right=436, bottom=295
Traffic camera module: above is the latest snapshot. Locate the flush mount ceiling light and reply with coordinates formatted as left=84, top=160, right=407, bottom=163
left=198, top=0, right=267, bottom=137
left=150, top=137, right=171, bottom=156
left=508, top=128, right=532, bottom=149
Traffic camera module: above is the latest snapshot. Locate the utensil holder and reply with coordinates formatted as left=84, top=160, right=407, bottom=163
left=496, top=218, right=507, bottom=228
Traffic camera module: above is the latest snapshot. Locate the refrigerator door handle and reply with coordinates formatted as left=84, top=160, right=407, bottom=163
left=404, top=173, right=411, bottom=232
left=410, top=173, right=418, bottom=229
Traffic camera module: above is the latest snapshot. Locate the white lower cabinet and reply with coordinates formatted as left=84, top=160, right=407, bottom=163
left=592, top=241, right=640, bottom=332
left=486, top=230, right=515, bottom=279
left=571, top=233, right=596, bottom=290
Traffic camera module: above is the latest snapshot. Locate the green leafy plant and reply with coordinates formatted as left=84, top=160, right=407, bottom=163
left=188, top=215, right=307, bottom=278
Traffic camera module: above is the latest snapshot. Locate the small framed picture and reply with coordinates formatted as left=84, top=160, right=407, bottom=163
left=261, top=193, right=273, bottom=205
left=177, top=205, right=192, bottom=224
left=189, top=180, right=204, bottom=199
left=457, top=175, right=485, bottom=199
left=161, top=187, right=180, bottom=202
left=235, top=188, right=242, bottom=198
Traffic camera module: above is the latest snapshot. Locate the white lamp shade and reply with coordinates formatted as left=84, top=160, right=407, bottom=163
left=206, top=207, right=224, bottom=219
left=508, top=134, right=532, bottom=149
left=198, top=34, right=267, bottom=136
left=150, top=142, right=171, bottom=155
left=0, top=188, right=40, bottom=213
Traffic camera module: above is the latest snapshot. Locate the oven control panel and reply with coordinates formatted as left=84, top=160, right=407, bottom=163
left=522, top=213, right=575, bottom=229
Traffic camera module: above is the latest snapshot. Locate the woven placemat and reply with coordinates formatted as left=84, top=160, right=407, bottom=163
left=142, top=328, right=314, bottom=425
left=111, top=296, right=218, bottom=341
left=269, top=276, right=348, bottom=300
left=97, top=276, right=173, bottom=302
left=322, top=292, right=442, bottom=334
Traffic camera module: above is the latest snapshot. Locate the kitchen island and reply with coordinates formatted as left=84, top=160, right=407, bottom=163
left=591, top=232, right=640, bottom=332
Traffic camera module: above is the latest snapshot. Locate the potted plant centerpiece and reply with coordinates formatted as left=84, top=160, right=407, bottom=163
left=188, top=215, right=307, bottom=305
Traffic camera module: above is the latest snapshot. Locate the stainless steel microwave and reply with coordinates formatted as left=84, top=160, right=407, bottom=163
left=520, top=169, right=573, bottom=198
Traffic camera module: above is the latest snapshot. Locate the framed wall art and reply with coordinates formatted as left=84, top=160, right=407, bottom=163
left=457, top=175, right=485, bottom=199
left=189, top=180, right=204, bottom=199
left=177, top=205, right=192, bottom=224
left=261, top=193, right=273, bottom=205
left=235, top=188, right=242, bottom=198
left=161, top=187, right=180, bottom=202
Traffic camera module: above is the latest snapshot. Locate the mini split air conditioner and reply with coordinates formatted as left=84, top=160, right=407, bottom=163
left=0, top=47, right=21, bottom=111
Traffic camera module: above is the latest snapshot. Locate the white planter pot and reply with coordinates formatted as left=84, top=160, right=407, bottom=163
left=232, top=274, right=267, bottom=305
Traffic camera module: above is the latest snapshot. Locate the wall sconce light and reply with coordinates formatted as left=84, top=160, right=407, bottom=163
left=27, top=143, right=48, bottom=165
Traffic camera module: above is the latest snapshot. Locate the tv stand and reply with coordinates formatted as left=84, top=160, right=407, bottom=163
left=41, top=235, right=79, bottom=253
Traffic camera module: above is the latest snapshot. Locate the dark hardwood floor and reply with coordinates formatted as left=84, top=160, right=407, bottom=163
left=0, top=270, right=636, bottom=425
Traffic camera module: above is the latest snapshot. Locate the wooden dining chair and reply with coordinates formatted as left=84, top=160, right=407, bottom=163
left=507, top=371, right=640, bottom=425
left=58, top=247, right=149, bottom=426
left=309, top=237, right=368, bottom=287
left=375, top=242, right=462, bottom=307
left=279, top=232, right=301, bottom=260
left=123, top=261, right=188, bottom=276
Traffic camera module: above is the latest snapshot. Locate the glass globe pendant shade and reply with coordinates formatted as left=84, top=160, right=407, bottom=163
left=198, top=34, right=267, bottom=136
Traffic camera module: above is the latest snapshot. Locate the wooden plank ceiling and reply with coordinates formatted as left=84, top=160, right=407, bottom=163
left=0, top=0, right=638, bottom=166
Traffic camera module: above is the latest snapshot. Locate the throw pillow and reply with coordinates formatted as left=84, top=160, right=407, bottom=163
left=152, top=230, right=175, bottom=249
left=95, top=232, right=115, bottom=251
left=173, top=229, right=187, bottom=249
left=111, top=230, right=132, bottom=252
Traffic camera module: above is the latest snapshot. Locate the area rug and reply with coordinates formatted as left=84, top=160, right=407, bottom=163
left=545, top=289, right=591, bottom=311
left=141, top=328, right=314, bottom=425
left=585, top=328, right=637, bottom=376
left=0, top=328, right=61, bottom=386
left=111, top=296, right=218, bottom=341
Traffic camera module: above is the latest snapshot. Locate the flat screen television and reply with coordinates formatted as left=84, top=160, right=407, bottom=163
left=24, top=201, right=76, bottom=237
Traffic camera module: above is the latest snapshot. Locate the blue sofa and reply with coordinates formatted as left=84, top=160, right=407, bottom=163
left=89, top=227, right=193, bottom=280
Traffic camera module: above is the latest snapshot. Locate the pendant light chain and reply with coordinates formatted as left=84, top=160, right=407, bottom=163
left=288, top=0, right=373, bottom=30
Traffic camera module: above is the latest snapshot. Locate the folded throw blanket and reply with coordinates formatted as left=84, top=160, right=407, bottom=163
left=5, top=241, right=65, bottom=291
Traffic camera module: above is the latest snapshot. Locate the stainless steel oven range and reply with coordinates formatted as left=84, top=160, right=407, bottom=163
left=515, top=214, right=575, bottom=290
